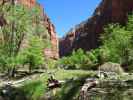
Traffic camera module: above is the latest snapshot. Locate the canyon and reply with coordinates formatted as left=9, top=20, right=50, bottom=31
left=1, top=0, right=133, bottom=58
left=0, top=1, right=133, bottom=100
left=59, top=0, right=133, bottom=57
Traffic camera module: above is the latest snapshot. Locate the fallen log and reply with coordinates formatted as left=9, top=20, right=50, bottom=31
left=78, top=78, right=99, bottom=100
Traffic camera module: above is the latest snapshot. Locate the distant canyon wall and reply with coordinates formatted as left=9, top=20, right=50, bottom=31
left=59, top=0, right=133, bottom=57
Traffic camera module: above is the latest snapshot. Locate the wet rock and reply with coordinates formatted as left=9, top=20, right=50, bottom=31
left=0, top=84, right=27, bottom=100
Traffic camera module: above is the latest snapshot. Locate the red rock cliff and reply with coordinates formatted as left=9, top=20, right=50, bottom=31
left=43, top=14, right=59, bottom=59
left=18, top=0, right=59, bottom=59
left=59, top=0, right=133, bottom=57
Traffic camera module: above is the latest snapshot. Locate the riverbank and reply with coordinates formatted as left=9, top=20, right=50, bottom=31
left=0, top=69, right=133, bottom=100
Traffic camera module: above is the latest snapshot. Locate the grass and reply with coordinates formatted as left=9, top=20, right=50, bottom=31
left=21, top=80, right=47, bottom=100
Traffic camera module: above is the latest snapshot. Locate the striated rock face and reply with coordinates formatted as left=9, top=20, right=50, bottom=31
left=0, top=0, right=59, bottom=59
left=17, top=0, right=36, bottom=7
left=18, top=0, right=59, bottom=59
left=59, top=0, right=133, bottom=57
left=43, top=14, right=59, bottom=59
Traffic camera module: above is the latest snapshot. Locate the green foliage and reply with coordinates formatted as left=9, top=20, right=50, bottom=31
left=21, top=80, right=47, bottom=100
left=86, top=48, right=100, bottom=65
left=59, top=49, right=98, bottom=70
left=100, top=24, right=133, bottom=65
left=0, top=4, right=33, bottom=74
left=0, top=3, right=50, bottom=75
left=46, top=59, right=58, bottom=69
left=98, top=14, right=133, bottom=71
left=126, top=13, right=133, bottom=31
left=21, top=36, right=45, bottom=72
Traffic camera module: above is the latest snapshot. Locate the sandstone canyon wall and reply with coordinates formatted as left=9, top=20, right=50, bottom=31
left=59, top=0, right=133, bottom=57
left=18, top=0, right=59, bottom=59
left=0, top=0, right=59, bottom=59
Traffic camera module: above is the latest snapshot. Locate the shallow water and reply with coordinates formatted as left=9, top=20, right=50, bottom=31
left=86, top=80, right=133, bottom=100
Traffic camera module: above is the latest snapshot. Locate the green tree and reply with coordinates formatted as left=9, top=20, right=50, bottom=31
left=21, top=36, right=45, bottom=73
left=100, top=23, right=133, bottom=67
left=0, top=3, right=49, bottom=77
left=0, top=4, right=32, bottom=77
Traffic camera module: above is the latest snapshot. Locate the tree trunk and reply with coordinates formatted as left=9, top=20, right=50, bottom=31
left=8, top=67, right=16, bottom=78
left=29, top=63, right=32, bottom=74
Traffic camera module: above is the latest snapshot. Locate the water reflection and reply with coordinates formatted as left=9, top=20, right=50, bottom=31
left=88, top=80, right=133, bottom=100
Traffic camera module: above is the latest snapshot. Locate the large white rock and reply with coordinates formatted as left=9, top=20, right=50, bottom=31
left=99, top=62, right=124, bottom=74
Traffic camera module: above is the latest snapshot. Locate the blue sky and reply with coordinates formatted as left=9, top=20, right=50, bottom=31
left=37, top=0, right=101, bottom=37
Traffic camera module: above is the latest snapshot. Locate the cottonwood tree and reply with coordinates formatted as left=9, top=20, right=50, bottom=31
left=21, top=35, right=45, bottom=73
left=100, top=23, right=133, bottom=67
left=0, top=2, right=49, bottom=77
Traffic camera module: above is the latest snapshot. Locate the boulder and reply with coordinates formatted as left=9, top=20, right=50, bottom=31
left=99, top=62, right=124, bottom=74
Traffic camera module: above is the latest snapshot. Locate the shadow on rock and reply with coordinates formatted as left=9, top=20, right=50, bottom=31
left=0, top=84, right=27, bottom=100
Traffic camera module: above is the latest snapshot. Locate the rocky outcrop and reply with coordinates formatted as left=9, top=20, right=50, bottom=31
left=59, top=0, right=133, bottom=57
left=43, top=14, right=59, bottom=59
left=0, top=0, right=59, bottom=59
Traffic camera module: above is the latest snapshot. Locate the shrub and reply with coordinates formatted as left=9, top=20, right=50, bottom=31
left=21, top=81, right=47, bottom=100
left=59, top=49, right=99, bottom=70
left=46, top=59, right=58, bottom=69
